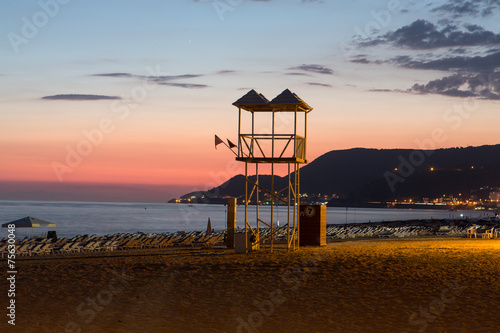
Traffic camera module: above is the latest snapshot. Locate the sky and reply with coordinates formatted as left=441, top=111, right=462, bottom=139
left=1, top=0, right=500, bottom=202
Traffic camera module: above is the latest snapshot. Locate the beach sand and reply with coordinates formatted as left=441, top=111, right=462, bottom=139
left=3, top=238, right=500, bottom=333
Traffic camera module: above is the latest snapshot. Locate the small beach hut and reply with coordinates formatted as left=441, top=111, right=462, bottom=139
left=1, top=216, right=57, bottom=238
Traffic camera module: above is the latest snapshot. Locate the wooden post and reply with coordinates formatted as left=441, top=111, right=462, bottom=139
left=227, top=198, right=237, bottom=248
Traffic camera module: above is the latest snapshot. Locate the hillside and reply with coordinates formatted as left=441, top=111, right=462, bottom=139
left=174, top=144, right=500, bottom=205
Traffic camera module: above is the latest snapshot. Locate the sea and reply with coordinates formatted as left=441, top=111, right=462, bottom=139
left=0, top=200, right=495, bottom=239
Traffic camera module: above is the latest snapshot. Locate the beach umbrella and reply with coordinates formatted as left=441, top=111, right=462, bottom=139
left=1, top=216, right=57, bottom=238
left=207, top=218, right=212, bottom=235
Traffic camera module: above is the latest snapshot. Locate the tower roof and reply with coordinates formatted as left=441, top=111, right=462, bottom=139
left=269, top=89, right=312, bottom=111
left=233, top=89, right=312, bottom=112
left=232, top=89, right=269, bottom=107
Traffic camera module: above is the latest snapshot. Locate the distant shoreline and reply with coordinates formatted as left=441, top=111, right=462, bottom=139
left=168, top=199, right=497, bottom=212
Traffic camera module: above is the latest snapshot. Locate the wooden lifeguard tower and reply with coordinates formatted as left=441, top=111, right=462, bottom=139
left=233, top=89, right=312, bottom=252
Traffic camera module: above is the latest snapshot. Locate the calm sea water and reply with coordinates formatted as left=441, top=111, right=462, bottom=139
left=0, top=200, right=494, bottom=238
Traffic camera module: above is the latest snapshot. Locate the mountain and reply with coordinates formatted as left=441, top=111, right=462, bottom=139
left=174, top=144, right=500, bottom=205
left=301, top=144, right=500, bottom=201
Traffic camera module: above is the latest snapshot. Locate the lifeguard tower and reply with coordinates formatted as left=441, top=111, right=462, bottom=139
left=233, top=89, right=312, bottom=252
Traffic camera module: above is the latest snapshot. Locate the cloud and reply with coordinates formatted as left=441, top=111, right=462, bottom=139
left=193, top=0, right=322, bottom=2
left=351, top=58, right=371, bottom=64
left=216, top=70, right=236, bottom=74
left=94, top=72, right=208, bottom=89
left=92, top=73, right=133, bottom=78
left=95, top=72, right=202, bottom=81
left=158, top=83, right=209, bottom=89
left=349, top=8, right=500, bottom=100
left=367, top=63, right=500, bottom=99
left=364, top=49, right=500, bottom=99
left=369, top=51, right=500, bottom=99
left=285, top=72, right=311, bottom=76
left=362, top=20, right=500, bottom=49
left=368, top=89, right=393, bottom=92
left=390, top=50, right=500, bottom=72
left=41, top=94, right=121, bottom=101
left=409, top=72, right=500, bottom=99
left=350, top=54, right=372, bottom=64
left=432, top=0, right=500, bottom=18
left=450, top=47, right=469, bottom=54
left=307, top=82, right=332, bottom=87
left=151, top=74, right=202, bottom=81
left=289, top=64, right=334, bottom=75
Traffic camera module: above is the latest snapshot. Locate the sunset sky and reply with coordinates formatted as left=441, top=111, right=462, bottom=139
left=1, top=0, right=500, bottom=202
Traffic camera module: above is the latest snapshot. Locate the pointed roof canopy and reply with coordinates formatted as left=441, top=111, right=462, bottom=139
left=2, top=216, right=56, bottom=228
left=232, top=89, right=269, bottom=106
left=232, top=89, right=271, bottom=111
left=269, top=89, right=312, bottom=111
left=233, top=89, right=312, bottom=112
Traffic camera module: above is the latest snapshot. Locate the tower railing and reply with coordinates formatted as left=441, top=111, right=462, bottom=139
left=237, top=134, right=306, bottom=162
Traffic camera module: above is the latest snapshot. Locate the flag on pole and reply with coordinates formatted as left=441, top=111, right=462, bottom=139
left=215, top=135, right=223, bottom=149
left=227, top=139, right=237, bottom=149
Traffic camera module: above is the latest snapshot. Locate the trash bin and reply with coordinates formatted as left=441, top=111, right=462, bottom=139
left=299, top=205, right=326, bottom=246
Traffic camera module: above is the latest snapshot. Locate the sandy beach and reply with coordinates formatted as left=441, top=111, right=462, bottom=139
left=2, top=237, right=500, bottom=333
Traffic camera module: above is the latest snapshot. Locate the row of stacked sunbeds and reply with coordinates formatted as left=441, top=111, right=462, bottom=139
left=0, top=231, right=226, bottom=257
left=326, top=220, right=498, bottom=239
left=2, top=220, right=496, bottom=257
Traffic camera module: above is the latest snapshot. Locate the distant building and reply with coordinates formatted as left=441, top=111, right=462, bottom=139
left=489, top=191, right=500, bottom=201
